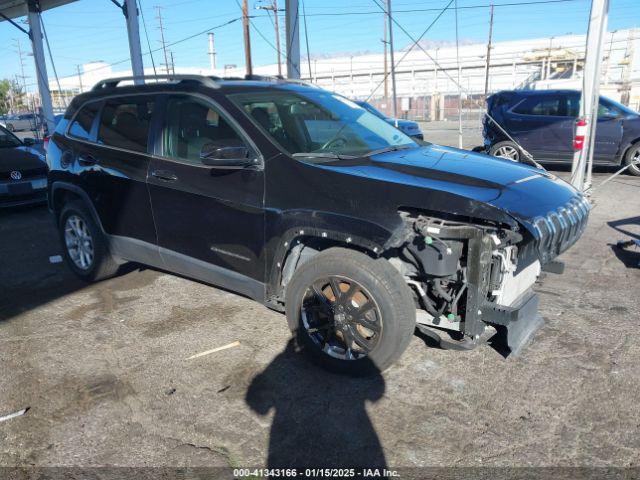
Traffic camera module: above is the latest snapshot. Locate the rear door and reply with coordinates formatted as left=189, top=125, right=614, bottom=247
left=506, top=94, right=574, bottom=161
left=70, top=95, right=159, bottom=260
left=147, top=93, right=265, bottom=298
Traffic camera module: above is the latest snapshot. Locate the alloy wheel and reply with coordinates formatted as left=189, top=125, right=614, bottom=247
left=64, top=214, right=94, bottom=270
left=301, top=276, right=382, bottom=361
left=494, top=145, right=520, bottom=161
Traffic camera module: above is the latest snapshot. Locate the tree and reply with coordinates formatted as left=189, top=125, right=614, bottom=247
left=0, top=79, right=26, bottom=115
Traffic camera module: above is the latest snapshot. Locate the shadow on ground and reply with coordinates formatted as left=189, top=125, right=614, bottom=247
left=607, top=215, right=640, bottom=269
left=246, top=340, right=387, bottom=470
left=0, top=205, right=147, bottom=322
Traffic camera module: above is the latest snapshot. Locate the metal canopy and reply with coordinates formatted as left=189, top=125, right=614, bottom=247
left=0, top=0, right=76, bottom=21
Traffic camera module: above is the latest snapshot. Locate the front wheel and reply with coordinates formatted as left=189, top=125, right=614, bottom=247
left=624, top=142, right=640, bottom=177
left=58, top=201, right=120, bottom=282
left=285, top=247, right=416, bottom=375
left=490, top=141, right=521, bottom=162
left=6, top=123, right=14, bottom=132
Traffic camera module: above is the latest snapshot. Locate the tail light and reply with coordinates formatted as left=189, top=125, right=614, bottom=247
left=573, top=118, right=587, bottom=151
left=43, top=135, right=50, bottom=151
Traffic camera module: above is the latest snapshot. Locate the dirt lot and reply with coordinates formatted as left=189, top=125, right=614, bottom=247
left=1, top=170, right=639, bottom=476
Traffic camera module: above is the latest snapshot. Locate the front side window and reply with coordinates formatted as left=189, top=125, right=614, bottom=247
left=598, top=99, right=622, bottom=119
left=232, top=90, right=416, bottom=158
left=162, top=96, right=248, bottom=164
left=98, top=98, right=154, bottom=152
left=68, top=102, right=100, bottom=140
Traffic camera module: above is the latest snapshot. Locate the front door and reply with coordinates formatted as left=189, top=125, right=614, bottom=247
left=593, top=99, right=624, bottom=163
left=147, top=93, right=265, bottom=299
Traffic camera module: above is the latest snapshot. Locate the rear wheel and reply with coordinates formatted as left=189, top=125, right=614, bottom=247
left=624, top=142, right=640, bottom=177
left=490, top=141, right=521, bottom=162
left=286, top=248, right=416, bottom=375
left=59, top=201, right=119, bottom=282
left=6, top=123, right=14, bottom=132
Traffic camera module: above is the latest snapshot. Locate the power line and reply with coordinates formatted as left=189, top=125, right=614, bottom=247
left=271, top=0, right=585, bottom=17
left=52, top=16, right=242, bottom=81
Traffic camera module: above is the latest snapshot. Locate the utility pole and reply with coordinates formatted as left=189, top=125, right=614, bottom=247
left=285, top=0, right=300, bottom=78
left=208, top=33, right=217, bottom=71
left=155, top=6, right=171, bottom=76
left=386, top=0, right=398, bottom=120
left=455, top=0, right=463, bottom=149
left=123, top=0, right=144, bottom=83
left=546, top=36, right=554, bottom=79
left=242, top=0, right=253, bottom=76
left=13, top=38, right=28, bottom=108
left=571, top=0, right=610, bottom=191
left=484, top=4, right=494, bottom=95
left=76, top=65, right=84, bottom=93
left=170, top=51, right=176, bottom=75
left=382, top=12, right=388, bottom=113
left=256, top=0, right=282, bottom=77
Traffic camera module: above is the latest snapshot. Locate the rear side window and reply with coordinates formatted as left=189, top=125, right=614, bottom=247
left=513, top=96, right=564, bottom=116
left=98, top=98, right=154, bottom=153
left=68, top=102, right=100, bottom=140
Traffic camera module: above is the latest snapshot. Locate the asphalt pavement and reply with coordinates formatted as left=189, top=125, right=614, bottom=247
left=1, top=143, right=639, bottom=473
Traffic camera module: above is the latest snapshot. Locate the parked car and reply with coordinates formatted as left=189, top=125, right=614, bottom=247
left=3, top=113, right=40, bottom=132
left=0, top=124, right=47, bottom=207
left=354, top=100, right=424, bottom=140
left=47, top=75, right=589, bottom=374
left=483, top=89, right=640, bottom=176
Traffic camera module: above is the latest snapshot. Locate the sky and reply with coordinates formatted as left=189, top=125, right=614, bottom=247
left=1, top=0, right=638, bottom=92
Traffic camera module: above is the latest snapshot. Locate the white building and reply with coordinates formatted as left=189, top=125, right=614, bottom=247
left=51, top=28, right=640, bottom=120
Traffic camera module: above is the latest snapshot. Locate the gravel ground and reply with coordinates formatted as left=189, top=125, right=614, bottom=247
left=0, top=170, right=639, bottom=476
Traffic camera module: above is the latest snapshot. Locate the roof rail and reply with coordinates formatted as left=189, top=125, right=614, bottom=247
left=243, top=74, right=318, bottom=87
left=92, top=74, right=221, bottom=91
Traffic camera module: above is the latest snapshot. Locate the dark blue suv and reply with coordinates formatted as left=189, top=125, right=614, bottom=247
left=483, top=90, right=640, bottom=176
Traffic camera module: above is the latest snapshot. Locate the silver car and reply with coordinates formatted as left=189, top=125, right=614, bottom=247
left=2, top=113, right=39, bottom=132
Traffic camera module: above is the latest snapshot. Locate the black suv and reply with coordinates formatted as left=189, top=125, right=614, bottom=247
left=47, top=75, right=590, bottom=374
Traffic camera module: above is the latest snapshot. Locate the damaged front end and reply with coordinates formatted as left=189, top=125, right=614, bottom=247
left=388, top=204, right=588, bottom=355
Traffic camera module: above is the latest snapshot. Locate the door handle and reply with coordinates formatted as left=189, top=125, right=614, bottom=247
left=77, top=154, right=97, bottom=166
left=151, top=170, right=178, bottom=182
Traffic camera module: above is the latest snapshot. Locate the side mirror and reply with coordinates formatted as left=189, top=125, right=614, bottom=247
left=23, top=137, right=36, bottom=146
left=200, top=144, right=253, bottom=168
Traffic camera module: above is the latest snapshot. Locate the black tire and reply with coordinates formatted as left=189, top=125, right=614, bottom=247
left=624, top=142, right=640, bottom=177
left=285, top=247, right=416, bottom=375
left=490, top=140, right=521, bottom=162
left=58, top=200, right=119, bottom=282
left=6, top=123, right=14, bottom=132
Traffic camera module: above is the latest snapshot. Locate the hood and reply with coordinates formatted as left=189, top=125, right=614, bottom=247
left=0, top=146, right=47, bottom=173
left=311, top=144, right=581, bottom=234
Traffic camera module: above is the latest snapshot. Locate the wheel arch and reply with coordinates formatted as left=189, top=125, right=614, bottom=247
left=50, top=182, right=104, bottom=233
left=266, top=224, right=391, bottom=316
left=619, top=136, right=640, bottom=164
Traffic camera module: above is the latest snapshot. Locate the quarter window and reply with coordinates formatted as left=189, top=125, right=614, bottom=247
left=162, top=96, right=248, bottom=164
left=98, top=98, right=154, bottom=152
left=68, top=102, right=100, bottom=140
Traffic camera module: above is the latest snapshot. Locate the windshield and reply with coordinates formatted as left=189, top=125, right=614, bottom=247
left=0, top=125, right=22, bottom=148
left=600, top=97, right=639, bottom=117
left=232, top=90, right=417, bottom=158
